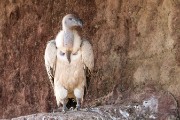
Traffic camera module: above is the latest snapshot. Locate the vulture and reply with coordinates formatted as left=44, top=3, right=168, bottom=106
left=44, top=14, right=94, bottom=112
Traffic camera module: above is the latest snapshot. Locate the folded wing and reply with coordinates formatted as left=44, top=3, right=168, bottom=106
left=81, top=40, right=94, bottom=72
left=44, top=40, right=57, bottom=88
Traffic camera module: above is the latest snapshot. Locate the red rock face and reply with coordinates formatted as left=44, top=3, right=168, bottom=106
left=0, top=0, right=179, bottom=118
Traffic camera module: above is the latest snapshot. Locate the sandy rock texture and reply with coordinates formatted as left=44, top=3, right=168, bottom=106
left=0, top=0, right=179, bottom=119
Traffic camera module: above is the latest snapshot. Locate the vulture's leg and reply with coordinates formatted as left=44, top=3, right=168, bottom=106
left=74, top=88, right=84, bottom=111
left=62, top=98, right=68, bottom=113
left=76, top=98, right=81, bottom=111
left=52, top=99, right=67, bottom=113
left=54, top=85, right=68, bottom=113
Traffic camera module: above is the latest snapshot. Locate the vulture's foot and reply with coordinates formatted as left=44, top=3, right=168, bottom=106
left=75, top=98, right=81, bottom=111
left=62, top=106, right=68, bottom=113
left=75, top=106, right=80, bottom=111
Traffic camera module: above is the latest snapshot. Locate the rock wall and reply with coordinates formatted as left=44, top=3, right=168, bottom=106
left=0, top=0, right=179, bottom=118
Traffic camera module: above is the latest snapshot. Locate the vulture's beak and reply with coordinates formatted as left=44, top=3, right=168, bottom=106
left=66, top=50, right=71, bottom=63
left=77, top=19, right=83, bottom=27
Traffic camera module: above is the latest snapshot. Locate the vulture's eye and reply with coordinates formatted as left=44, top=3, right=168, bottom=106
left=60, top=51, right=65, bottom=56
left=69, top=18, right=73, bottom=20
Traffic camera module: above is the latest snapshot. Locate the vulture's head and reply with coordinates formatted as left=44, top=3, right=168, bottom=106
left=62, top=14, right=83, bottom=30
left=61, top=14, right=83, bottom=63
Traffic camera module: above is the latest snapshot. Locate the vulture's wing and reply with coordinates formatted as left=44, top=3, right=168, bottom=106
left=81, top=39, right=94, bottom=94
left=81, top=40, right=94, bottom=72
left=44, top=40, right=57, bottom=88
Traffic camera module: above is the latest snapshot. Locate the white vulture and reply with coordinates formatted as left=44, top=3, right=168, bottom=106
left=44, top=14, right=94, bottom=112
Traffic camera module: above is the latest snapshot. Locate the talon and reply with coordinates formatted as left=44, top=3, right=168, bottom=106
left=75, top=106, right=80, bottom=111
left=62, top=106, right=68, bottom=113
left=62, top=109, right=66, bottom=114
left=62, top=107, right=68, bottom=113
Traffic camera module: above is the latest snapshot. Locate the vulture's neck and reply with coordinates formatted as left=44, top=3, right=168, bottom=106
left=63, top=28, right=74, bottom=49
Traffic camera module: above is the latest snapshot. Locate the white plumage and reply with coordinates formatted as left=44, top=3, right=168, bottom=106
left=44, top=14, right=94, bottom=112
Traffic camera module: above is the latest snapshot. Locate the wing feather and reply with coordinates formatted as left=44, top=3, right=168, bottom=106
left=44, top=40, right=57, bottom=88
left=81, top=40, right=94, bottom=71
left=81, top=40, right=94, bottom=98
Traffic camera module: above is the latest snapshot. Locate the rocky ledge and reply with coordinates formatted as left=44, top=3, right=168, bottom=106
left=12, top=89, right=179, bottom=120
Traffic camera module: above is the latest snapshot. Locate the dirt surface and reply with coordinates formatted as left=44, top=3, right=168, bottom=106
left=0, top=0, right=179, bottom=119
